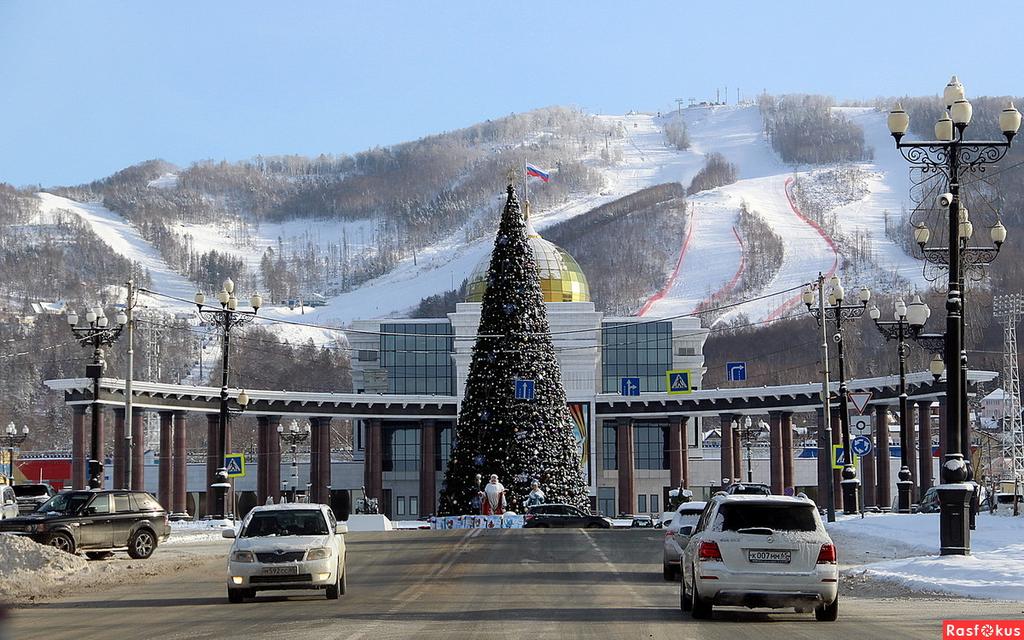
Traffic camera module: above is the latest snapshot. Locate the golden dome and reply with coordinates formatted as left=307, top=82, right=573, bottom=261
left=465, top=217, right=590, bottom=303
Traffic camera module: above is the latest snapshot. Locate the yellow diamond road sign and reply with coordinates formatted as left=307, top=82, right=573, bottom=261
left=666, top=370, right=693, bottom=395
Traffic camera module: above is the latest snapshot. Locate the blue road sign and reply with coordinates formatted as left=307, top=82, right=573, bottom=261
left=666, top=370, right=693, bottom=394
left=224, top=453, right=246, bottom=478
left=851, top=435, right=874, bottom=457
left=620, top=377, right=641, bottom=396
left=726, top=362, right=747, bottom=382
left=514, top=379, right=535, bottom=401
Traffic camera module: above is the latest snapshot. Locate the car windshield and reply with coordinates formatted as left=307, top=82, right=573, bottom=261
left=242, top=510, right=328, bottom=537
left=13, top=485, right=49, bottom=497
left=719, top=503, right=817, bottom=532
left=37, top=493, right=91, bottom=515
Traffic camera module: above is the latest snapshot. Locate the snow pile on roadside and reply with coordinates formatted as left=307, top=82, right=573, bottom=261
left=164, top=519, right=236, bottom=545
left=827, top=512, right=1024, bottom=600
left=0, top=534, right=88, bottom=598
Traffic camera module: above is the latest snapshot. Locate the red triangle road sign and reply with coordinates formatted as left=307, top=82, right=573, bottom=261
left=849, top=391, right=872, bottom=415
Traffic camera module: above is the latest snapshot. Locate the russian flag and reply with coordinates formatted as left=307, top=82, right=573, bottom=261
left=526, top=164, right=550, bottom=182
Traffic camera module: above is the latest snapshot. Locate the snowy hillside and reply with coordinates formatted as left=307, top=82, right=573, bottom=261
left=30, top=104, right=930, bottom=339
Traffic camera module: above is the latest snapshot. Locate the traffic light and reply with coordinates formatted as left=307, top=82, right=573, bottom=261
left=87, top=459, right=104, bottom=489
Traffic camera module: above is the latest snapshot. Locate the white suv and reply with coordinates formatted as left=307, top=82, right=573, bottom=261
left=680, top=495, right=838, bottom=621
left=223, top=503, right=348, bottom=603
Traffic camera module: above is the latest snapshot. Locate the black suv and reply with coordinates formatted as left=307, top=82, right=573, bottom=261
left=724, top=482, right=772, bottom=496
left=524, top=504, right=611, bottom=528
left=0, top=490, right=170, bottom=559
left=12, top=483, right=56, bottom=514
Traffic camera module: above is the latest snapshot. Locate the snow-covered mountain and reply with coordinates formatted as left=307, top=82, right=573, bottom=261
left=29, top=104, right=929, bottom=341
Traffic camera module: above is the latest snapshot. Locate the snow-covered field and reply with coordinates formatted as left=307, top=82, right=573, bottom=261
left=827, top=512, right=1024, bottom=600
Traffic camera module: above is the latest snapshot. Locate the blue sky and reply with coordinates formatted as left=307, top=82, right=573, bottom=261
left=1, top=1, right=1021, bottom=187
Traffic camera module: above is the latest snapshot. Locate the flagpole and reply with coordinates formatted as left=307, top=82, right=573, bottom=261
left=524, top=159, right=529, bottom=206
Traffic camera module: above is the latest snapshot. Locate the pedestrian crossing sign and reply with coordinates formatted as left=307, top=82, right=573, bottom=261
left=224, top=453, right=246, bottom=478
left=665, top=370, right=693, bottom=395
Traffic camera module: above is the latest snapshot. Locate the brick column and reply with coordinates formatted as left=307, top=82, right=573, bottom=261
left=91, top=404, right=105, bottom=476
left=830, top=405, right=844, bottom=511
left=905, top=404, right=919, bottom=501
left=918, top=400, right=933, bottom=496
left=318, top=417, right=332, bottom=504
left=205, top=413, right=219, bottom=516
left=266, top=415, right=282, bottom=504
left=668, top=415, right=683, bottom=489
left=256, top=416, right=269, bottom=504
left=131, top=411, right=145, bottom=491
left=72, top=406, right=87, bottom=489
left=769, top=411, right=784, bottom=495
left=172, top=412, right=187, bottom=515
left=309, top=418, right=321, bottom=503
left=875, top=405, right=892, bottom=509
left=158, top=411, right=174, bottom=511
left=112, top=408, right=126, bottom=490
left=816, top=407, right=830, bottom=505
left=781, top=412, right=795, bottom=494
left=616, top=418, right=635, bottom=515
left=364, top=419, right=383, bottom=506
left=719, top=413, right=735, bottom=487
left=420, top=419, right=437, bottom=516
left=680, top=416, right=690, bottom=488
left=731, top=430, right=741, bottom=481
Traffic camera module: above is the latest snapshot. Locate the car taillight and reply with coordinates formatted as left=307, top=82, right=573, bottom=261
left=817, top=543, right=836, bottom=564
left=698, top=541, right=722, bottom=561
left=524, top=514, right=534, bottom=520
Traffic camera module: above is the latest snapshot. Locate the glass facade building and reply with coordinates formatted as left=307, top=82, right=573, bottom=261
left=382, top=426, right=421, bottom=472
left=601, top=321, right=673, bottom=393
left=380, top=322, right=454, bottom=395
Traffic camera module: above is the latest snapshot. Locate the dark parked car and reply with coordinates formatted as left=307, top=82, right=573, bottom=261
left=12, top=483, right=56, bottom=514
left=523, top=504, right=612, bottom=528
left=0, top=490, right=170, bottom=559
left=725, top=482, right=772, bottom=496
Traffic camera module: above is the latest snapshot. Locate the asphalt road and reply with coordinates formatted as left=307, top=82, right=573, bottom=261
left=7, top=528, right=1021, bottom=640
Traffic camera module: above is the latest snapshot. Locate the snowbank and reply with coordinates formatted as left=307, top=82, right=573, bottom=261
left=0, top=534, right=88, bottom=598
left=164, top=519, right=237, bottom=545
left=827, top=512, right=1024, bottom=600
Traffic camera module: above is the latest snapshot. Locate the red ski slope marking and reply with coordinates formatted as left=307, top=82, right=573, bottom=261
left=765, top=177, right=839, bottom=321
left=694, top=226, right=746, bottom=313
left=637, top=205, right=696, bottom=317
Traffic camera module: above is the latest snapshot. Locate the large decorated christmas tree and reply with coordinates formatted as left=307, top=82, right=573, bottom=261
left=438, top=183, right=589, bottom=515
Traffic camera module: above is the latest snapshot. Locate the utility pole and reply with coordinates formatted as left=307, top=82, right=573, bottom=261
left=994, top=294, right=1024, bottom=516
left=124, top=279, right=135, bottom=490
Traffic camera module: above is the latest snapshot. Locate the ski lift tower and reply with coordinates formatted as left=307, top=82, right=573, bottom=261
left=994, top=293, right=1024, bottom=515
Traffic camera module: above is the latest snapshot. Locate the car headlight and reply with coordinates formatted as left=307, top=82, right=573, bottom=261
left=230, top=550, right=255, bottom=563
left=305, top=547, right=332, bottom=561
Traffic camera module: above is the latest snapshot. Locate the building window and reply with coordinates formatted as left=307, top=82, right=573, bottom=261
left=601, top=321, right=673, bottom=393
left=598, top=487, right=616, bottom=517
left=382, top=427, right=421, bottom=472
left=649, top=494, right=660, bottom=514
left=409, top=496, right=419, bottom=516
left=380, top=322, right=455, bottom=395
left=602, top=425, right=617, bottom=470
left=436, top=425, right=452, bottom=472
left=637, top=494, right=647, bottom=513
left=634, top=423, right=668, bottom=470
left=397, top=496, right=406, bottom=516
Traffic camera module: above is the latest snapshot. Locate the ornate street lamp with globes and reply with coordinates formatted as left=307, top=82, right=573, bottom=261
left=194, top=278, right=261, bottom=518
left=277, top=419, right=311, bottom=502
left=887, top=76, right=1020, bottom=555
left=803, top=275, right=871, bottom=514
left=67, top=305, right=128, bottom=488
left=2, top=422, right=29, bottom=482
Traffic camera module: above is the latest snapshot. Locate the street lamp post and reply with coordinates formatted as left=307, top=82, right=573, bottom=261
left=869, top=297, right=929, bottom=512
left=2, top=422, right=29, bottom=482
left=887, top=79, right=1019, bottom=555
left=194, top=278, right=261, bottom=518
left=737, top=417, right=757, bottom=483
left=277, top=419, right=311, bottom=502
left=67, top=306, right=128, bottom=488
left=803, top=276, right=871, bottom=514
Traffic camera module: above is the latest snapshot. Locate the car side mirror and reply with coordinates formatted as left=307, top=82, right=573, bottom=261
left=221, top=529, right=236, bottom=539
left=335, top=524, right=348, bottom=535
left=678, top=525, right=694, bottom=537
left=83, top=507, right=96, bottom=516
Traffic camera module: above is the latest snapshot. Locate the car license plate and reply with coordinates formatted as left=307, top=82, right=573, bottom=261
left=261, top=565, right=298, bottom=575
left=748, top=549, right=791, bottom=564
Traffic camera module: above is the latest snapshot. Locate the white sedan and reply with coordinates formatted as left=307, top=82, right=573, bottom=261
left=680, top=495, right=839, bottom=621
left=224, top=503, right=348, bottom=603
left=662, top=500, right=706, bottom=580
